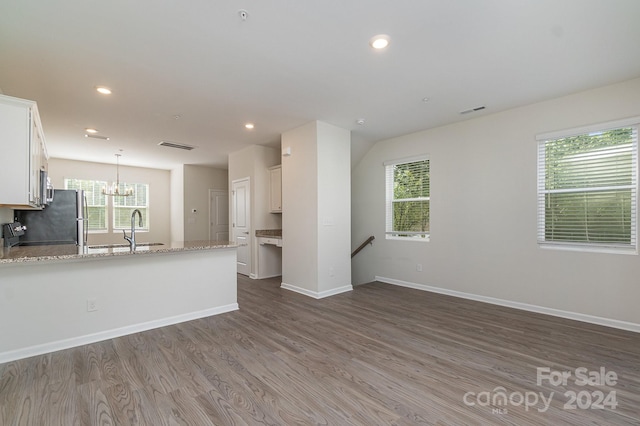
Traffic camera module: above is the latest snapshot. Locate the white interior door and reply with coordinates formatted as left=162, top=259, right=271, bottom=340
left=232, top=178, right=251, bottom=276
left=209, top=189, right=229, bottom=241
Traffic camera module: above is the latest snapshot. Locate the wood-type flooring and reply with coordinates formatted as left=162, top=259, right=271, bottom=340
left=1, top=275, right=639, bottom=425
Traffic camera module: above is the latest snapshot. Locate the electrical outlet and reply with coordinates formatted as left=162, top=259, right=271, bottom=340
left=416, top=264, right=423, bottom=272
left=87, top=298, right=98, bottom=312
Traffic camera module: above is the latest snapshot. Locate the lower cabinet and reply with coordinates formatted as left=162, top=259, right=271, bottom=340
left=257, top=236, right=282, bottom=278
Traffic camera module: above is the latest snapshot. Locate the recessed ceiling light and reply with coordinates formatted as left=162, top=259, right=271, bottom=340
left=96, top=86, right=112, bottom=95
left=85, top=128, right=98, bottom=134
left=369, top=34, right=390, bottom=50
left=245, top=123, right=255, bottom=129
left=422, top=97, right=430, bottom=103
left=356, top=118, right=366, bottom=125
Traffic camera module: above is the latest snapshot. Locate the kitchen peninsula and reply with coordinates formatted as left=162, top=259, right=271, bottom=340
left=0, top=241, right=237, bottom=363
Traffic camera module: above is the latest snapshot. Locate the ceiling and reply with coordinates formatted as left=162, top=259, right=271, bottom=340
left=2, top=1, right=640, bottom=171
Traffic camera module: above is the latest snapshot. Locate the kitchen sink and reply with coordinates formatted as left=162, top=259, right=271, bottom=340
left=87, top=242, right=165, bottom=249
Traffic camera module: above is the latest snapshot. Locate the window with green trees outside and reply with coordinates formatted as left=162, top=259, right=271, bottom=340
left=385, top=157, right=430, bottom=240
left=537, top=123, right=638, bottom=252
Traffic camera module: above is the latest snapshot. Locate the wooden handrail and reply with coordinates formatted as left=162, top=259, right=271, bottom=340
left=352, top=235, right=375, bottom=258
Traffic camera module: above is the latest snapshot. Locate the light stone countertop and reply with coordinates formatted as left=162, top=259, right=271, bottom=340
left=255, top=229, right=282, bottom=238
left=0, top=240, right=236, bottom=264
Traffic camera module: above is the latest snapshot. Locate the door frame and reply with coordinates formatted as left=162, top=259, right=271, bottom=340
left=231, top=177, right=251, bottom=277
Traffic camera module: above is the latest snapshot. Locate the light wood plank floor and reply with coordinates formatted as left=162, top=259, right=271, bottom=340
left=1, top=275, right=639, bottom=425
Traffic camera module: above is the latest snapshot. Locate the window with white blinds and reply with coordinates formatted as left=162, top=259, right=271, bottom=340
left=113, top=182, right=149, bottom=230
left=65, top=179, right=108, bottom=231
left=385, top=156, right=430, bottom=240
left=64, top=179, right=149, bottom=233
left=537, top=120, right=638, bottom=253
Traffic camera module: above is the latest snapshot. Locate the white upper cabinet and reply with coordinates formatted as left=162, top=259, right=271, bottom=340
left=0, top=94, right=49, bottom=209
left=269, top=165, right=282, bottom=213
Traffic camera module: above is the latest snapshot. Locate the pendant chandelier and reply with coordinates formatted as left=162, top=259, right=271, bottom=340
left=103, top=153, right=133, bottom=197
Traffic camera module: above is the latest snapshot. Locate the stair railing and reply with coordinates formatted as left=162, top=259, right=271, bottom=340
left=351, top=235, right=375, bottom=258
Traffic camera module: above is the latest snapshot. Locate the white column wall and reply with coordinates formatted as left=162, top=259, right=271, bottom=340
left=282, top=121, right=352, bottom=298
left=281, top=122, right=319, bottom=293
left=316, top=121, right=351, bottom=293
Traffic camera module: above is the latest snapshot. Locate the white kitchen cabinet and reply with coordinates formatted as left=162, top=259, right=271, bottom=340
left=0, top=94, right=48, bottom=209
left=269, top=165, right=282, bottom=213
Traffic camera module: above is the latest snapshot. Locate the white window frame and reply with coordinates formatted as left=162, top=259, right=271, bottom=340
left=536, top=117, right=639, bottom=254
left=64, top=178, right=109, bottom=233
left=112, top=182, right=150, bottom=232
left=64, top=179, right=150, bottom=234
left=384, top=155, right=430, bottom=241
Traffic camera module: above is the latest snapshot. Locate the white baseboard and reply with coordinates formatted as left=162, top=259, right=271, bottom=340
left=255, top=273, right=282, bottom=280
left=0, top=303, right=239, bottom=364
left=281, top=282, right=353, bottom=299
left=375, top=276, right=640, bottom=333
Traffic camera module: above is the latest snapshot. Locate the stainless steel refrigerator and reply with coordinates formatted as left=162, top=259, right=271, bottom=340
left=15, top=189, right=87, bottom=246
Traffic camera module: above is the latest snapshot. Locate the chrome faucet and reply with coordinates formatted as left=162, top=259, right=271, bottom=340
left=123, top=209, right=143, bottom=250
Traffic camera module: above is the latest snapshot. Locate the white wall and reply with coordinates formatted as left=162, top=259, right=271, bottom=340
left=170, top=166, right=184, bottom=242
left=183, top=165, right=228, bottom=241
left=49, top=158, right=171, bottom=245
left=250, top=146, right=282, bottom=233
left=316, top=122, right=351, bottom=293
left=352, top=77, right=640, bottom=327
left=282, top=123, right=319, bottom=292
left=228, top=145, right=281, bottom=276
left=282, top=121, right=352, bottom=297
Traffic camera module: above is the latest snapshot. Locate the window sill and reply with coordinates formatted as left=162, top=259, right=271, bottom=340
left=539, top=243, right=637, bottom=255
left=386, top=235, right=430, bottom=242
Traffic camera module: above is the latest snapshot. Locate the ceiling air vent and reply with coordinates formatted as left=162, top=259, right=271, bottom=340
left=460, top=105, right=486, bottom=115
left=158, top=141, right=195, bottom=151
left=85, top=134, right=110, bottom=140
